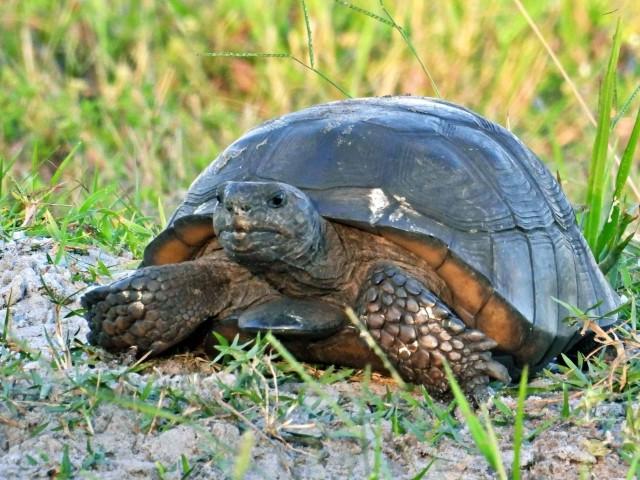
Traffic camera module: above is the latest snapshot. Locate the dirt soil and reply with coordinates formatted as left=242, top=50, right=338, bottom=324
left=0, top=235, right=633, bottom=479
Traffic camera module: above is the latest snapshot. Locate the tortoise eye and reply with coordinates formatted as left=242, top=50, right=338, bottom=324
left=268, top=191, right=287, bottom=208
left=215, top=191, right=224, bottom=204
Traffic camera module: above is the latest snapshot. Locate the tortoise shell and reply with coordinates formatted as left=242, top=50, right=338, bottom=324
left=143, top=96, right=619, bottom=369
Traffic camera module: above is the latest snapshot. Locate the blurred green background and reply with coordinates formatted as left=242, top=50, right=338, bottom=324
left=1, top=0, right=639, bottom=254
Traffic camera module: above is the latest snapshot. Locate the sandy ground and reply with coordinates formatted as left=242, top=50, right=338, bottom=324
left=0, top=235, right=634, bottom=479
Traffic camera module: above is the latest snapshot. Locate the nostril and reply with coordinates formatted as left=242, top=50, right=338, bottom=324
left=226, top=202, right=251, bottom=213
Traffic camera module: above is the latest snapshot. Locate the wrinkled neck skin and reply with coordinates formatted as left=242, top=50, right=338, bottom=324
left=255, top=218, right=352, bottom=296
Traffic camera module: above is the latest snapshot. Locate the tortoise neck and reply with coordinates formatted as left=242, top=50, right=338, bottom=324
left=261, top=219, right=351, bottom=295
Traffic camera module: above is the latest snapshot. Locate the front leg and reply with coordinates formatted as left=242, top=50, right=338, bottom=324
left=359, top=264, right=510, bottom=395
left=82, top=254, right=276, bottom=355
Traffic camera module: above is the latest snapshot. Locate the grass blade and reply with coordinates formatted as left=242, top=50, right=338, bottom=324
left=561, top=382, right=571, bottom=419
left=300, top=0, right=315, bottom=68
left=614, top=106, right=640, bottom=201
left=599, top=229, right=637, bottom=275
left=345, top=308, right=407, bottom=389
left=265, top=333, right=357, bottom=429
left=626, top=451, right=640, bottom=480
left=0, top=156, right=4, bottom=200
left=334, top=0, right=440, bottom=97
left=202, top=51, right=290, bottom=59
left=612, top=85, right=640, bottom=129
left=512, top=365, right=529, bottom=480
left=50, top=142, right=81, bottom=186
left=595, top=203, right=621, bottom=259
left=232, top=431, right=255, bottom=480
left=334, top=0, right=394, bottom=26
left=203, top=51, right=351, bottom=97
left=584, top=21, right=621, bottom=250
left=377, top=0, right=440, bottom=97
left=443, top=362, right=506, bottom=479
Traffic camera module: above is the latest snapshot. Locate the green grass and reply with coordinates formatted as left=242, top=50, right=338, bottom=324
left=1, top=1, right=640, bottom=478
left=1, top=0, right=639, bottom=210
left=582, top=21, right=640, bottom=272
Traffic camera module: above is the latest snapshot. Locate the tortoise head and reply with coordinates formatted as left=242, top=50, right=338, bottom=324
left=212, top=181, right=325, bottom=268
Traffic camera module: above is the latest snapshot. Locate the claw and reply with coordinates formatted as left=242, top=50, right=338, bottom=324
left=469, top=338, right=498, bottom=352
left=82, top=285, right=110, bottom=307
left=483, top=359, right=511, bottom=383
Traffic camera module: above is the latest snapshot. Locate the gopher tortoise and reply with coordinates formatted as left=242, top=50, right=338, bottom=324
left=82, top=96, right=619, bottom=394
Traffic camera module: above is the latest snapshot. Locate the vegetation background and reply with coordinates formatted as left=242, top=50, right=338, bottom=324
left=1, top=0, right=639, bottom=478
left=1, top=0, right=639, bottom=253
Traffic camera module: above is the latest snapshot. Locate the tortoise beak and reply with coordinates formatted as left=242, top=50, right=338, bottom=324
left=231, top=215, right=251, bottom=232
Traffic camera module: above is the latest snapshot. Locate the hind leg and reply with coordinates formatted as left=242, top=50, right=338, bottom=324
left=358, top=264, right=510, bottom=395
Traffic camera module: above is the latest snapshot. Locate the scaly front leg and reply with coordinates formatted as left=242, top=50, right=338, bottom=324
left=82, top=253, right=277, bottom=355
